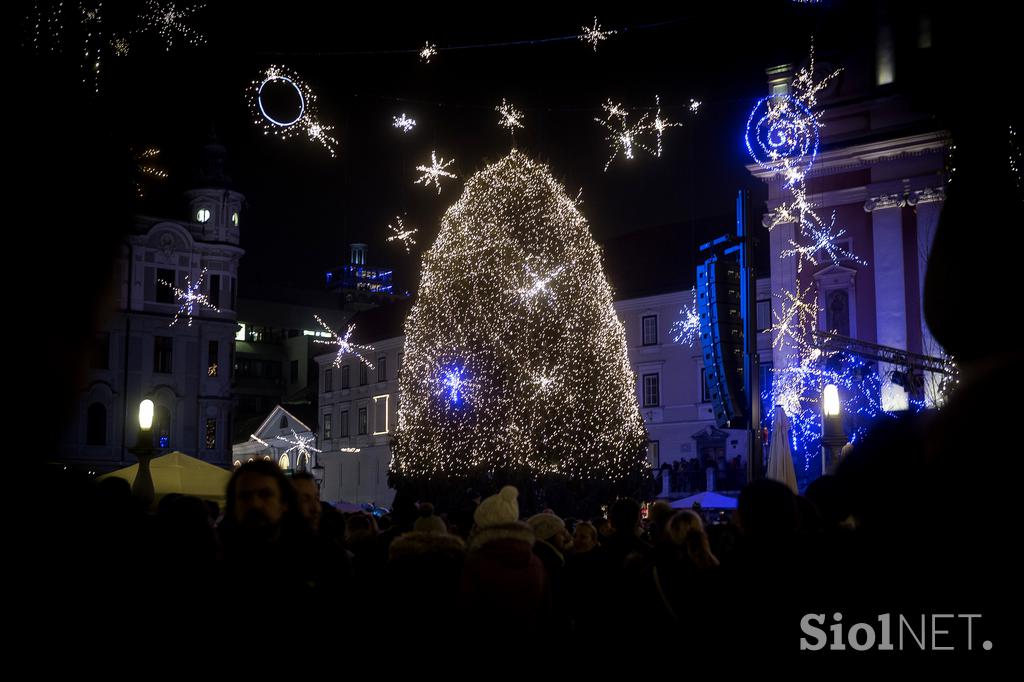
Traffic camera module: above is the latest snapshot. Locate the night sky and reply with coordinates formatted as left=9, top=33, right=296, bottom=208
left=24, top=1, right=928, bottom=296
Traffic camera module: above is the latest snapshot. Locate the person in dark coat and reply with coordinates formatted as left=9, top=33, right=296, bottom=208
left=460, top=486, right=549, bottom=632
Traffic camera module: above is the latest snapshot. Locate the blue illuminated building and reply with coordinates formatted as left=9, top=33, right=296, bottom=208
left=326, top=243, right=395, bottom=295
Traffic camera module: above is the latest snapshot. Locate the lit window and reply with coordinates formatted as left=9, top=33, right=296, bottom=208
left=232, top=211, right=239, bottom=226
left=373, top=395, right=390, bottom=435
left=196, top=208, right=211, bottom=223
left=279, top=454, right=290, bottom=470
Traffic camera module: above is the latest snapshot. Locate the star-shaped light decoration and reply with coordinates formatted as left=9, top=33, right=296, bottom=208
left=393, top=113, right=416, bottom=133
left=158, top=267, right=220, bottom=327
left=313, top=315, right=375, bottom=369
left=414, top=150, right=458, bottom=194
left=386, top=216, right=418, bottom=253
left=579, top=17, right=616, bottom=52
left=496, top=98, right=524, bottom=132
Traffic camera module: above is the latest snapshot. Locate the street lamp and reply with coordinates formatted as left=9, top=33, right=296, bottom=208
left=312, top=457, right=325, bottom=494
left=821, top=384, right=845, bottom=475
left=128, top=398, right=161, bottom=506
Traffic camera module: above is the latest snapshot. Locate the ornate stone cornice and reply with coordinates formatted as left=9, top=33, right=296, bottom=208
left=864, top=193, right=907, bottom=212
left=907, top=187, right=946, bottom=206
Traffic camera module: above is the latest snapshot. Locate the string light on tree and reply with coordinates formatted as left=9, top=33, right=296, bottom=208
left=392, top=113, right=416, bottom=133
left=496, top=98, right=525, bottom=132
left=248, top=65, right=338, bottom=157
left=579, top=17, right=615, bottom=52
left=414, top=150, right=458, bottom=194
left=140, top=0, right=206, bottom=52
left=313, top=315, right=375, bottom=369
left=419, top=41, right=437, bottom=62
left=391, top=150, right=648, bottom=488
left=386, top=216, right=418, bottom=253
left=158, top=267, right=220, bottom=327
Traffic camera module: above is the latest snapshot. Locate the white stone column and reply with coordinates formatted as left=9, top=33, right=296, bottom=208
left=766, top=212, right=799, bottom=372
left=909, top=187, right=946, bottom=404
left=865, top=193, right=908, bottom=409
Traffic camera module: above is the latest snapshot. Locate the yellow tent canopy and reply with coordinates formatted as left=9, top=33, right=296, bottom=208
left=98, top=451, right=231, bottom=506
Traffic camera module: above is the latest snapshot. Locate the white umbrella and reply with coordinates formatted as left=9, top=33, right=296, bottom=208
left=766, top=405, right=799, bottom=494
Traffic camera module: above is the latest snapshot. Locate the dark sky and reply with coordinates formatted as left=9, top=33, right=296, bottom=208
left=26, top=1, right=921, bottom=295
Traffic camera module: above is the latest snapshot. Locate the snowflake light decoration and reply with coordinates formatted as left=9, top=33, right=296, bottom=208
left=419, top=41, right=437, bottom=62
left=496, top=98, right=525, bottom=131
left=386, top=216, right=418, bottom=253
left=670, top=288, right=700, bottom=347
left=313, top=315, right=375, bottom=369
left=579, top=17, right=616, bottom=52
left=158, top=267, right=219, bottom=327
left=393, top=113, right=416, bottom=133
left=140, top=0, right=206, bottom=52
left=414, top=151, right=458, bottom=194
left=594, top=99, right=651, bottom=171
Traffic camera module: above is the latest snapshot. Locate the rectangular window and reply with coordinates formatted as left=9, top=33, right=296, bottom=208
left=642, top=315, right=658, bottom=346
left=155, top=268, right=176, bottom=304
left=323, top=413, right=332, bottom=440
left=230, top=277, right=237, bottom=310
left=154, top=336, right=173, bottom=374
left=205, top=418, right=216, bottom=450
left=92, top=332, right=110, bottom=370
left=290, top=360, right=299, bottom=383
left=358, top=407, right=368, bottom=435
left=756, top=300, right=772, bottom=331
left=647, top=441, right=660, bottom=469
left=701, top=367, right=712, bottom=402
left=208, top=340, right=218, bottom=377
left=359, top=362, right=368, bottom=386
left=642, top=373, right=660, bottom=407
left=209, top=274, right=221, bottom=308
left=341, top=365, right=350, bottom=389
left=325, top=368, right=333, bottom=392
left=373, top=395, right=389, bottom=434
left=378, top=356, right=387, bottom=382
left=340, top=411, right=349, bottom=437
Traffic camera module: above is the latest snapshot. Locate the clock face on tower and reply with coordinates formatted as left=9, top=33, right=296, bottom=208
left=197, top=208, right=211, bottom=223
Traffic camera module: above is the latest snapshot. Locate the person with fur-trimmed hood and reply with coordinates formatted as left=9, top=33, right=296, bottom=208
left=460, top=486, right=549, bottom=629
left=385, top=503, right=466, bottom=626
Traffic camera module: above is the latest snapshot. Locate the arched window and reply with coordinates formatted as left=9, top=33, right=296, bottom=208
left=155, top=405, right=172, bottom=448
left=279, top=454, right=290, bottom=470
left=86, top=403, right=106, bottom=446
left=297, top=452, right=310, bottom=472
left=827, top=290, right=851, bottom=337
left=279, top=415, right=288, bottom=429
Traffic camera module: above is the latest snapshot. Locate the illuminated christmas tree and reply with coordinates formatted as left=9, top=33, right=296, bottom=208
left=391, top=150, right=649, bottom=509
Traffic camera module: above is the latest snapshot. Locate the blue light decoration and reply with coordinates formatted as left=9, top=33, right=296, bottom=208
left=763, top=351, right=926, bottom=482
left=441, top=365, right=467, bottom=406
left=745, top=94, right=819, bottom=186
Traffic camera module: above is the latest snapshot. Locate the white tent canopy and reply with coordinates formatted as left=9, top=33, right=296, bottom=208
left=766, top=405, right=799, bottom=494
left=669, top=491, right=738, bottom=510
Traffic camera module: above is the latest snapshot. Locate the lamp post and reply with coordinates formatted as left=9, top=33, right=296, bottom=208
left=312, top=457, right=325, bottom=495
left=128, top=399, right=161, bottom=506
left=821, top=384, right=845, bottom=475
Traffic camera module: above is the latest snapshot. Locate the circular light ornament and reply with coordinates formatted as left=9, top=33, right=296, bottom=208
left=248, top=65, right=338, bottom=157
left=745, top=94, right=819, bottom=185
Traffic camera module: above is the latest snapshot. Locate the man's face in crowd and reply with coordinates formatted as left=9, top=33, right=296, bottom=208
left=292, top=478, right=321, bottom=530
left=233, top=472, right=287, bottom=531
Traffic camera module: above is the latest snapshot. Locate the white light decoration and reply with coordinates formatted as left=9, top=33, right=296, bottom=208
left=768, top=283, right=820, bottom=352
left=139, top=0, right=206, bottom=52
left=276, top=429, right=322, bottom=461
left=196, top=207, right=210, bottom=223
left=650, top=95, right=683, bottom=158
left=516, top=263, right=564, bottom=301
left=689, top=99, right=701, bottom=113
left=313, top=315, right=375, bottom=369
left=670, top=287, right=700, bottom=347
left=249, top=434, right=269, bottom=448
left=391, top=150, right=648, bottom=486
left=80, top=2, right=103, bottom=93
left=110, top=34, right=130, bottom=56
left=414, top=150, right=458, bottom=194
left=386, top=216, right=418, bottom=253
left=594, top=99, right=651, bottom=171
left=579, top=17, right=616, bottom=52
left=822, top=384, right=840, bottom=415
left=133, top=145, right=168, bottom=199
left=248, top=65, right=338, bottom=157
left=158, top=267, right=220, bottom=327
left=419, top=41, right=437, bottom=62
left=393, top=113, right=416, bottom=133
left=496, top=98, right=525, bottom=132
